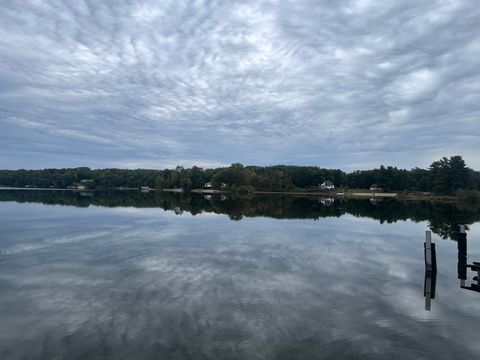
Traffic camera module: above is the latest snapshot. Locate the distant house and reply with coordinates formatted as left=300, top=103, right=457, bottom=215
left=70, top=179, right=93, bottom=190
left=204, top=182, right=213, bottom=189
left=220, top=182, right=227, bottom=189
left=320, top=180, right=335, bottom=190
left=69, top=183, right=86, bottom=190
left=140, top=186, right=151, bottom=192
left=370, top=184, right=382, bottom=191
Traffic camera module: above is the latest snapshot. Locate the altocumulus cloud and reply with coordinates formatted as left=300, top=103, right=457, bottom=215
left=0, top=0, right=479, bottom=170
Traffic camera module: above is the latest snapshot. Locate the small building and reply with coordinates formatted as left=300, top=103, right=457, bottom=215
left=70, top=179, right=93, bottom=190
left=204, top=182, right=213, bottom=189
left=140, top=186, right=151, bottom=192
left=320, top=180, right=335, bottom=190
left=370, top=184, right=382, bottom=191
left=220, top=182, right=227, bottom=189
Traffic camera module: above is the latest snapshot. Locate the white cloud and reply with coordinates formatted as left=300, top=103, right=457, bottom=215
left=0, top=0, right=479, bottom=170
left=389, top=68, right=440, bottom=102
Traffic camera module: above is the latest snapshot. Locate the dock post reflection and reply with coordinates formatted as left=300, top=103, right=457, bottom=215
left=457, top=225, right=467, bottom=288
left=424, top=230, right=437, bottom=311
left=458, top=225, right=480, bottom=293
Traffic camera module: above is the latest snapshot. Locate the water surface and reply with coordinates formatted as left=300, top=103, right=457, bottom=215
left=1, top=190, right=479, bottom=359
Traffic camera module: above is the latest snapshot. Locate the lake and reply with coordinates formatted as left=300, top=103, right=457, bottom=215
left=1, top=190, right=480, bottom=359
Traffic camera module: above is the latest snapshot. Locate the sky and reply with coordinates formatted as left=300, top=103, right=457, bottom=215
left=0, top=0, right=479, bottom=171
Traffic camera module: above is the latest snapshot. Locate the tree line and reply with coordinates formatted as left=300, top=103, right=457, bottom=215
left=0, top=155, right=479, bottom=195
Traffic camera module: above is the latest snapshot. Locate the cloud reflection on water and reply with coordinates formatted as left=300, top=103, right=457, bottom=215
left=1, top=203, right=480, bottom=359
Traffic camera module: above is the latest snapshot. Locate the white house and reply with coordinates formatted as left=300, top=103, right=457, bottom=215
left=204, top=182, right=213, bottom=189
left=320, top=180, right=335, bottom=190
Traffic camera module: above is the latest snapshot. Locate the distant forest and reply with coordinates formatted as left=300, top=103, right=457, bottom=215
left=1, top=155, right=479, bottom=195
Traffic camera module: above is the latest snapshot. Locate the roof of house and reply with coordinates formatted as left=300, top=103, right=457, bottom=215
left=322, top=180, right=334, bottom=186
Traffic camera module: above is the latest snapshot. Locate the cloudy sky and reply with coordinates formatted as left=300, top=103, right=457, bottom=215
left=0, top=0, right=479, bottom=170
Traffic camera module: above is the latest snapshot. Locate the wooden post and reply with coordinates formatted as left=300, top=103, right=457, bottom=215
left=425, top=231, right=433, bottom=272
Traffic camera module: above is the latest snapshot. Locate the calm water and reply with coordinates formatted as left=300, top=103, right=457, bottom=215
left=1, top=190, right=480, bottom=359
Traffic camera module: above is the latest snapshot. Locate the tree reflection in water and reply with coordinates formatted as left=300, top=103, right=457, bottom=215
left=1, top=189, right=479, bottom=240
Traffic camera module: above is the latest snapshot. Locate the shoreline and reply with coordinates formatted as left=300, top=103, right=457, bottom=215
left=0, top=186, right=465, bottom=203
left=189, top=188, right=461, bottom=202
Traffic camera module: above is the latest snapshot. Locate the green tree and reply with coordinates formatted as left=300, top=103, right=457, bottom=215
left=449, top=155, right=472, bottom=193
left=429, top=156, right=473, bottom=194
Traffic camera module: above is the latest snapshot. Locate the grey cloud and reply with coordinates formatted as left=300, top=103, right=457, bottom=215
left=0, top=0, right=479, bottom=169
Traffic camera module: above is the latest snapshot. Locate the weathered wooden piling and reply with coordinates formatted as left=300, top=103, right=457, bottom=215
left=424, top=231, right=437, bottom=273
